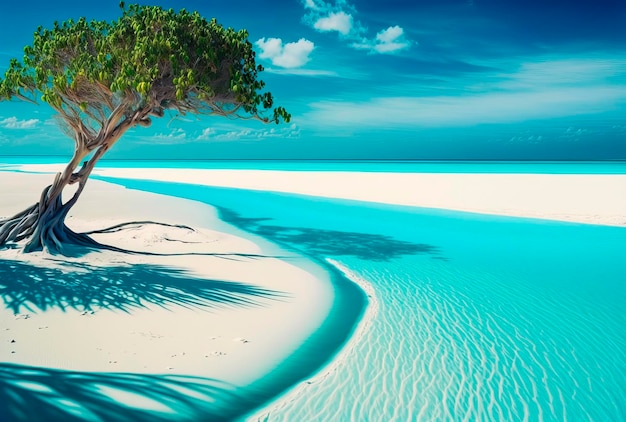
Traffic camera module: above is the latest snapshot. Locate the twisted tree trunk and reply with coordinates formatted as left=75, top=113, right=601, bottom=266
left=0, top=147, right=101, bottom=254
left=0, top=115, right=138, bottom=254
left=0, top=99, right=154, bottom=254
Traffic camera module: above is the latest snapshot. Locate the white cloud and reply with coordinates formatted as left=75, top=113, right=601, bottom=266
left=264, top=67, right=339, bottom=77
left=148, top=128, right=187, bottom=144
left=497, top=58, right=626, bottom=90
left=0, top=117, right=40, bottom=129
left=302, top=1, right=413, bottom=53
left=374, top=26, right=411, bottom=53
left=256, top=38, right=315, bottom=68
left=304, top=86, right=626, bottom=129
left=214, top=128, right=253, bottom=141
left=256, top=38, right=282, bottom=60
left=313, top=12, right=353, bottom=35
left=377, top=25, right=403, bottom=44
left=197, top=123, right=300, bottom=141
left=507, top=134, right=544, bottom=144
left=197, top=128, right=214, bottom=140
left=352, top=25, right=412, bottom=54
left=304, top=1, right=360, bottom=38
left=301, top=56, right=626, bottom=131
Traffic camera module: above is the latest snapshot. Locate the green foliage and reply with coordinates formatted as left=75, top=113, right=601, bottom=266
left=0, top=3, right=290, bottom=125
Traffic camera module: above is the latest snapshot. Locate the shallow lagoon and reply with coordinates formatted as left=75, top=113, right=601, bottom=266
left=103, top=174, right=626, bottom=421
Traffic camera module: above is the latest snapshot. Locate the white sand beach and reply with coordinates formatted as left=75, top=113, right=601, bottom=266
left=0, top=171, right=335, bottom=416
left=8, top=164, right=626, bottom=226
left=78, top=167, right=626, bottom=226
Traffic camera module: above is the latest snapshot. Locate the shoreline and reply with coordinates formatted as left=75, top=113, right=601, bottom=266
left=249, top=258, right=379, bottom=420
left=0, top=171, right=358, bottom=420
left=9, top=164, right=625, bottom=227
left=93, top=168, right=625, bottom=227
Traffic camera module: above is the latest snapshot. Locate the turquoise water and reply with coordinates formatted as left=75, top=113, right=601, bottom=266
left=2, top=157, right=626, bottom=173
left=98, top=175, right=626, bottom=421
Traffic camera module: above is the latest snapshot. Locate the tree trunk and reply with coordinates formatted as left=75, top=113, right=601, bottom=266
left=0, top=108, right=145, bottom=255
left=22, top=191, right=88, bottom=254
left=0, top=144, right=110, bottom=255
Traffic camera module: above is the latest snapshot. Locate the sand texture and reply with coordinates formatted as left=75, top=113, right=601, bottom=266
left=0, top=171, right=334, bottom=419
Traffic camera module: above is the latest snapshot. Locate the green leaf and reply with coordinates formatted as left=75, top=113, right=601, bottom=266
left=0, top=3, right=290, bottom=132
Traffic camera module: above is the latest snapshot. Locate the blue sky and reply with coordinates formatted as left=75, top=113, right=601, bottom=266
left=0, top=0, right=625, bottom=159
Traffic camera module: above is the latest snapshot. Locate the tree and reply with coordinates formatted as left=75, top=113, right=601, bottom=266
left=0, top=3, right=290, bottom=254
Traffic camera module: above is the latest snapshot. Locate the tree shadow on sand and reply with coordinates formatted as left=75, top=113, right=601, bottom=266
left=217, top=207, right=447, bottom=262
left=0, top=219, right=287, bottom=260
left=81, top=221, right=287, bottom=260
left=0, top=259, right=282, bottom=315
left=0, top=362, right=256, bottom=422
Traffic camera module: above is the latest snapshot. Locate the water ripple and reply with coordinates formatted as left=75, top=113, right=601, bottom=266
left=258, top=255, right=626, bottom=421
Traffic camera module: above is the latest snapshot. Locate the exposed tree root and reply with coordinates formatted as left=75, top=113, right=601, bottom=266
left=1, top=200, right=278, bottom=259
left=0, top=203, right=39, bottom=245
left=83, top=221, right=196, bottom=235
left=0, top=178, right=112, bottom=255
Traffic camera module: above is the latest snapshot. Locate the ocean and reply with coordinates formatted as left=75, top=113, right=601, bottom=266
left=2, top=157, right=626, bottom=174
left=86, top=160, right=626, bottom=421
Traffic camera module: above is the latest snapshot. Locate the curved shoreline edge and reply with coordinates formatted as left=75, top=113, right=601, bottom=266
left=248, top=258, right=379, bottom=421
left=84, top=175, right=372, bottom=420
left=237, top=259, right=370, bottom=421
left=0, top=169, right=374, bottom=421
left=0, top=171, right=368, bottom=421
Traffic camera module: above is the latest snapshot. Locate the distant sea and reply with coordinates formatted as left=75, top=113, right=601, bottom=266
left=1, top=157, right=626, bottom=174
left=3, top=159, right=626, bottom=420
